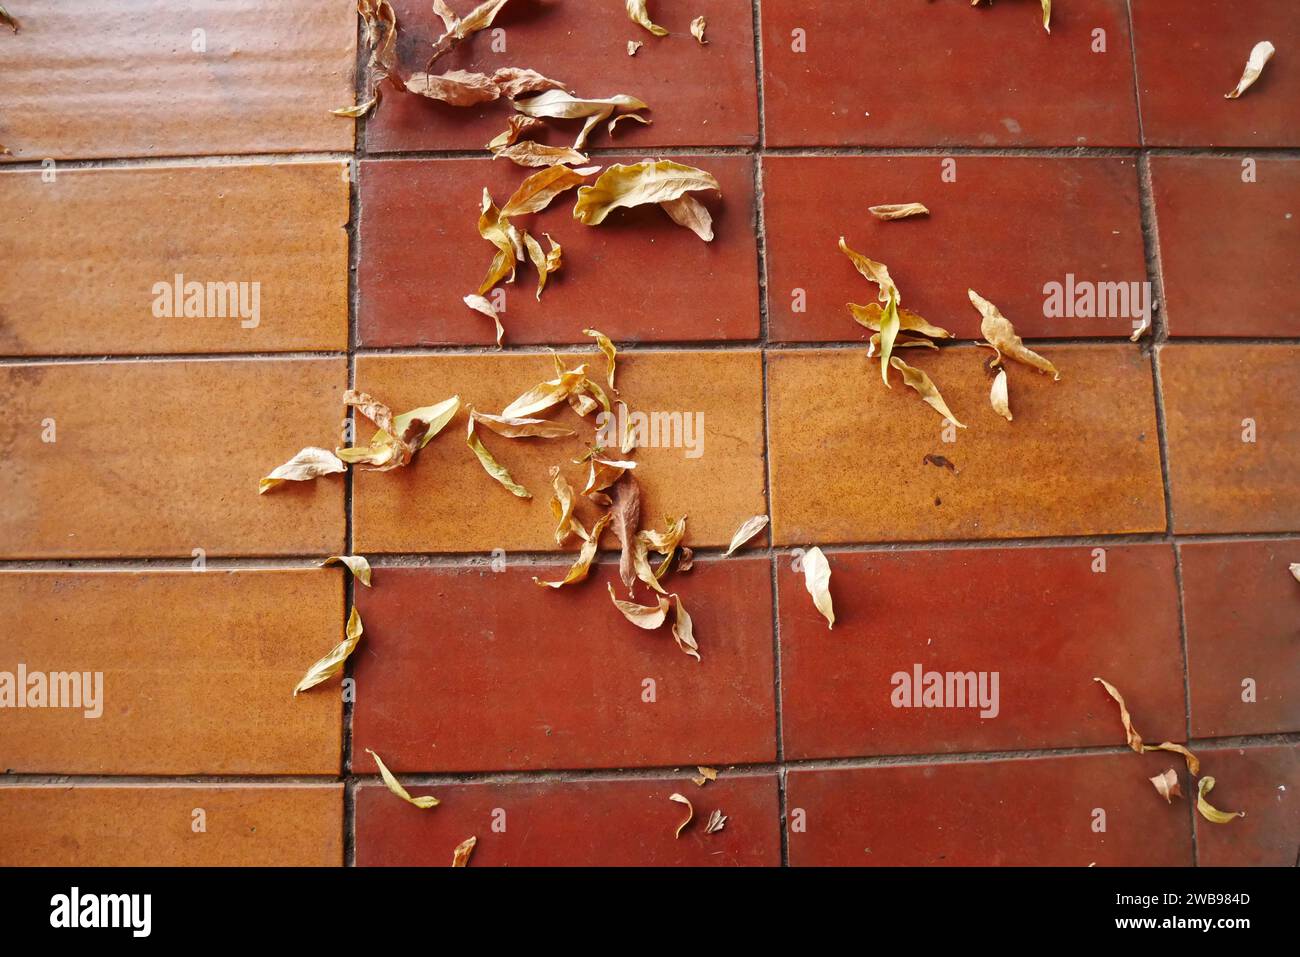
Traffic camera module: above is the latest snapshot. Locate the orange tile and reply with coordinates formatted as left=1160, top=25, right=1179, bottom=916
left=0, top=785, right=342, bottom=866
left=0, top=0, right=355, bottom=162
left=0, top=570, right=342, bottom=774
left=768, top=345, right=1165, bottom=543
left=0, top=358, right=347, bottom=558
left=0, top=162, right=350, bottom=355
left=351, top=350, right=766, bottom=552
left=1161, top=344, right=1300, bottom=534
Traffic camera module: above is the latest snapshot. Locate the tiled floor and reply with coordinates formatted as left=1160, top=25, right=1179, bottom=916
left=1, top=0, right=1296, bottom=867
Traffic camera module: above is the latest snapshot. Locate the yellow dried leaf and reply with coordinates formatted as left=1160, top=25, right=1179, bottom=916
left=547, top=465, right=585, bottom=544
left=493, top=141, right=591, bottom=168
left=514, top=90, right=648, bottom=150
left=535, top=514, right=612, bottom=588
left=333, top=0, right=398, bottom=119
left=294, top=607, right=363, bottom=695
left=802, top=546, right=834, bottom=630
left=430, top=0, right=510, bottom=62
left=628, top=40, right=643, bottom=56
left=1225, top=40, right=1274, bottom=99
left=1150, top=769, right=1181, bottom=804
left=848, top=302, right=952, bottom=340
left=1197, top=776, right=1245, bottom=824
left=338, top=392, right=460, bottom=470
left=660, top=193, right=714, bottom=241
left=367, top=748, right=439, bottom=809
left=502, top=364, right=589, bottom=418
left=839, top=238, right=903, bottom=385
left=523, top=232, right=563, bottom=300
left=889, top=357, right=966, bottom=428
left=1290, top=563, right=1300, bottom=583
left=1143, top=742, right=1200, bottom=777
left=626, top=0, right=668, bottom=37
left=669, top=793, right=694, bottom=838
left=704, top=809, right=726, bottom=834
left=690, top=16, right=707, bottom=44
left=476, top=189, right=519, bottom=295
left=466, top=413, right=531, bottom=498
left=868, top=202, right=930, bottom=221
left=390, top=396, right=461, bottom=451
left=1130, top=315, right=1150, bottom=342
left=501, top=164, right=601, bottom=218
left=582, top=454, right=635, bottom=497
left=607, top=582, right=670, bottom=629
left=990, top=368, right=1012, bottom=421
left=725, top=515, right=769, bottom=556
left=433, top=0, right=460, bottom=33
left=1041, top=0, right=1051, bottom=34
left=608, top=112, right=652, bottom=137
left=671, top=593, right=700, bottom=661
left=471, top=409, right=575, bottom=438
left=259, top=447, right=347, bottom=494
left=692, top=766, right=719, bottom=787
left=583, top=328, right=618, bottom=390
left=491, top=67, right=566, bottom=99
left=451, top=836, right=477, bottom=866
left=968, top=289, right=1061, bottom=380
left=867, top=332, right=938, bottom=357
left=574, top=161, right=720, bottom=226
left=405, top=70, right=500, bottom=106
left=641, top=515, right=687, bottom=582
left=464, top=293, right=505, bottom=347
left=322, top=555, right=372, bottom=587
left=485, top=114, right=546, bottom=151
left=1093, top=677, right=1143, bottom=752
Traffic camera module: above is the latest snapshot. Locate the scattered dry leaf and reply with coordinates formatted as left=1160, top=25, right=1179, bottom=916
left=466, top=412, right=531, bottom=497
left=802, top=546, right=835, bottom=630
left=607, top=112, right=652, bottom=137
left=608, top=475, right=643, bottom=593
left=547, top=466, right=585, bottom=545
left=486, top=114, right=546, bottom=151
left=451, top=836, right=477, bottom=866
left=260, top=447, right=347, bottom=494
left=333, top=0, right=398, bottom=118
left=848, top=302, right=952, bottom=340
left=969, top=289, right=1061, bottom=380
left=1093, top=676, right=1143, bottom=752
left=671, top=593, right=700, bottom=661
left=1225, top=41, right=1275, bottom=99
left=660, top=193, right=714, bottom=241
left=725, top=515, right=769, bottom=556
left=990, top=368, right=1012, bottom=421
left=535, top=514, right=613, bottom=588
left=1150, top=769, right=1181, bottom=804
left=669, top=793, right=694, bottom=838
left=502, top=364, right=589, bottom=417
left=367, top=748, right=439, bottom=808
left=491, top=66, right=566, bottom=98
left=628, top=40, right=643, bottom=56
left=626, top=0, right=668, bottom=37
left=1143, top=742, right=1200, bottom=776
left=527, top=232, right=563, bottom=299
left=501, top=164, right=601, bottom=218
left=429, top=0, right=511, bottom=63
left=582, top=454, right=636, bottom=498
left=514, top=90, right=649, bottom=150
left=574, top=161, right=720, bottom=228
left=294, top=607, right=363, bottom=695
left=322, top=555, right=373, bottom=586
left=583, top=328, right=618, bottom=390
left=890, top=357, right=966, bottom=428
left=692, top=766, right=719, bottom=787
left=923, top=453, right=958, bottom=474
left=1041, top=0, right=1051, bottom=34
left=1130, top=314, right=1150, bottom=342
left=704, top=809, right=726, bottom=833
left=471, top=409, right=575, bottom=438
left=493, top=141, right=591, bottom=168
left=839, top=238, right=903, bottom=385
left=337, top=392, right=460, bottom=470
left=608, top=582, right=670, bottom=629
left=405, top=70, right=501, bottom=106
left=1290, top=563, right=1300, bottom=583
left=1, top=5, right=19, bottom=31
left=464, top=293, right=505, bottom=347
left=676, top=546, right=694, bottom=572
left=476, top=188, right=520, bottom=294
left=691, top=16, right=707, bottom=44
left=867, top=332, right=938, bottom=357
left=869, top=202, right=930, bottom=221
left=1197, top=776, right=1245, bottom=824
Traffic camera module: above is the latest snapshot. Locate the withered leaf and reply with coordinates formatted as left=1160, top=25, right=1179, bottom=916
left=890, top=357, right=966, bottom=428
left=333, top=0, right=398, bottom=119
left=466, top=413, right=531, bottom=498
left=464, top=293, right=505, bottom=347
left=389, top=396, right=462, bottom=451
left=477, top=188, right=519, bottom=294
left=704, top=809, right=727, bottom=834
left=486, top=114, right=546, bottom=151
left=514, top=90, right=649, bottom=150
left=367, top=748, right=439, bottom=808
left=322, top=555, right=373, bottom=587
left=990, top=368, right=1013, bottom=421
left=849, top=302, right=952, bottom=340
left=582, top=454, right=636, bottom=498
left=491, top=67, right=567, bottom=99
left=869, top=202, right=930, bottom=221
left=502, top=364, right=589, bottom=418
left=501, top=164, right=601, bottom=218
left=923, top=453, right=958, bottom=474
left=608, top=474, right=643, bottom=593
left=429, top=0, right=511, bottom=62
left=547, top=465, right=586, bottom=544
left=692, top=766, right=719, bottom=787
left=1093, top=677, right=1143, bottom=752
left=628, top=40, right=643, bottom=56
left=1130, top=315, right=1151, bottom=343
left=1041, top=0, right=1051, bottom=34
left=294, top=607, right=363, bottom=695
left=626, top=0, right=669, bottom=37
left=607, top=582, right=670, bottom=629
left=1150, top=768, right=1181, bottom=804
left=725, top=515, right=770, bottom=556
left=338, top=392, right=460, bottom=470
left=676, top=546, right=694, bottom=572
left=493, top=141, right=591, bottom=168
left=259, top=447, right=347, bottom=494
left=1225, top=40, right=1275, bottom=99
left=1143, top=742, right=1200, bottom=776
left=1290, top=562, right=1300, bottom=583
left=584, top=328, right=618, bottom=391
left=451, top=836, right=477, bottom=867
left=1, top=5, right=18, bottom=31
left=660, top=193, right=714, bottom=241
left=574, top=161, right=720, bottom=226
left=639, top=515, right=687, bottom=583
left=671, top=593, right=701, bottom=661
left=669, top=793, right=694, bottom=838
left=968, top=289, right=1061, bottom=380
left=607, top=112, right=652, bottom=137
left=839, top=238, right=903, bottom=385
left=405, top=70, right=501, bottom=106
left=524, top=232, right=563, bottom=299
left=867, top=332, right=938, bottom=357
left=471, top=409, right=576, bottom=438
left=802, top=546, right=835, bottom=630
left=535, top=514, right=613, bottom=588
left=691, top=16, right=707, bottom=44
left=1197, top=776, right=1245, bottom=824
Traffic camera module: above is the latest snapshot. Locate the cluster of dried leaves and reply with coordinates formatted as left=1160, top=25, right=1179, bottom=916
left=1094, top=678, right=1245, bottom=824
left=669, top=766, right=726, bottom=838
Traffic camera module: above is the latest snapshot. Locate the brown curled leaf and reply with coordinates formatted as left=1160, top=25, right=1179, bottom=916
left=607, top=582, right=670, bottom=629
left=848, top=302, right=952, bottom=340
left=574, top=161, right=719, bottom=226
left=451, top=836, right=477, bottom=866
left=493, top=141, right=591, bottom=168
left=471, top=409, right=576, bottom=439
left=584, top=328, right=617, bottom=390
left=294, top=607, right=363, bottom=695
left=968, top=289, right=1061, bottom=380
left=1225, top=41, right=1275, bottom=99
left=725, top=515, right=770, bottom=556
left=524, top=232, right=562, bottom=299
left=514, top=90, right=648, bottom=150
left=1150, top=768, right=1181, bottom=804
left=476, top=189, right=519, bottom=294
left=923, top=454, right=958, bottom=474
left=889, top=357, right=966, bottom=428
left=660, top=193, right=714, bottom=241
left=990, top=368, right=1013, bottom=421
left=1197, top=776, right=1245, bottom=824
left=582, top=454, right=636, bottom=498
left=502, top=364, right=589, bottom=418
left=535, top=513, right=613, bottom=588
left=259, top=447, right=347, bottom=494
left=464, top=293, right=505, bottom=347
left=608, top=112, right=652, bottom=136
left=802, top=546, right=835, bottom=629
left=669, top=793, right=694, bottom=838
left=676, top=546, right=694, bottom=572
left=466, top=412, right=531, bottom=498
left=367, top=748, right=439, bottom=808
left=547, top=466, right=586, bottom=544
left=486, top=114, right=547, bottom=151
left=501, top=164, right=601, bottom=218
left=491, top=67, right=567, bottom=99
left=690, top=16, right=707, bottom=44
left=704, top=809, right=727, bottom=834
left=607, top=474, right=643, bottom=593
left=671, top=593, right=700, bottom=661
left=692, top=766, right=719, bottom=787
left=869, top=202, right=930, bottom=221
left=1, top=5, right=19, bottom=31
left=405, top=70, right=501, bottom=106
left=1093, top=677, right=1143, bottom=752
left=333, top=0, right=399, bottom=119
left=1143, top=742, right=1200, bottom=777
left=337, top=393, right=460, bottom=470
left=428, top=0, right=511, bottom=63
left=322, top=555, right=373, bottom=587
left=626, top=0, right=669, bottom=37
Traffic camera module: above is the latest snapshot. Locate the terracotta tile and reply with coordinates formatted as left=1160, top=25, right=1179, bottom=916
left=1181, top=541, right=1300, bottom=738
left=358, top=156, right=758, bottom=346
left=351, top=350, right=765, bottom=552
left=1161, top=344, right=1300, bottom=534
left=0, top=358, right=347, bottom=558
left=1194, top=744, right=1300, bottom=867
left=0, top=570, right=342, bottom=774
left=353, top=559, right=775, bottom=772
left=365, top=0, right=757, bottom=153
left=355, top=773, right=779, bottom=866
left=1151, top=157, right=1300, bottom=337
left=767, top=345, right=1165, bottom=544
left=0, top=785, right=342, bottom=866
left=760, top=0, right=1139, bottom=147
left=787, top=753, right=1194, bottom=866
left=764, top=156, right=1148, bottom=342
left=779, top=545, right=1184, bottom=760
left=0, top=0, right=355, bottom=162
left=1133, top=0, right=1300, bottom=147
left=0, top=162, right=350, bottom=356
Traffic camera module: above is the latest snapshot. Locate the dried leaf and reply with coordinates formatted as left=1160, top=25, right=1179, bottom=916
left=464, top=293, right=505, bottom=347
left=322, top=555, right=373, bottom=587
left=1, top=5, right=19, bottom=31
left=725, top=515, right=769, bottom=556
left=536, top=513, right=613, bottom=588
left=477, top=189, right=518, bottom=294
left=1143, top=742, right=1200, bottom=777
left=338, top=392, right=459, bottom=470
left=1130, top=315, right=1150, bottom=343
left=608, top=474, right=643, bottom=593
left=1197, top=776, right=1245, bottom=824
left=704, top=809, right=726, bottom=834
left=1225, top=40, right=1275, bottom=99
left=583, top=328, right=618, bottom=390
left=1150, top=769, right=1181, bottom=804
left=848, top=302, right=952, bottom=340
left=923, top=453, right=958, bottom=474
left=990, top=368, right=1012, bottom=421
left=582, top=454, right=635, bottom=497
left=671, top=593, right=700, bottom=661
left=1291, top=563, right=1300, bottom=583
left=574, top=161, right=720, bottom=226
left=466, top=413, right=531, bottom=498
left=333, top=0, right=398, bottom=119
left=405, top=70, right=501, bottom=106
left=259, top=447, right=347, bottom=494
left=471, top=409, right=575, bottom=438
left=607, top=582, right=670, bottom=629
left=669, top=793, right=694, bottom=838
left=486, top=114, right=546, bottom=151
left=890, top=357, right=966, bottom=428
left=608, top=112, right=652, bottom=136
left=294, top=607, right=363, bottom=695
left=690, top=16, right=707, bottom=44
left=869, top=202, right=930, bottom=221
left=660, top=193, right=714, bottom=241
left=968, top=289, right=1061, bottom=380
left=501, top=164, right=601, bottom=218
left=523, top=232, right=563, bottom=299
left=547, top=466, right=586, bottom=544
left=1041, top=0, right=1051, bottom=34
left=451, top=836, right=477, bottom=866
left=367, top=748, right=439, bottom=808
left=628, top=40, right=643, bottom=56
left=502, top=364, right=589, bottom=417
left=867, top=332, right=938, bottom=356
left=1093, top=677, right=1143, bottom=752
left=494, top=141, right=591, bottom=168
left=839, top=238, right=902, bottom=385
left=692, top=766, right=719, bottom=787
left=390, top=396, right=461, bottom=451
left=432, top=0, right=459, bottom=32
left=514, top=90, right=648, bottom=149
left=491, top=66, right=566, bottom=98
left=627, top=0, right=669, bottom=37
left=676, top=546, right=694, bottom=572
left=802, top=546, right=835, bottom=630
left=430, top=0, right=510, bottom=61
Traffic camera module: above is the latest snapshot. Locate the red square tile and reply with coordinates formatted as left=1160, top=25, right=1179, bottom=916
left=355, top=773, right=780, bottom=866
left=779, top=545, right=1185, bottom=760
left=1194, top=744, right=1299, bottom=867
left=761, top=0, right=1139, bottom=147
left=787, top=753, right=1194, bottom=866
left=764, top=156, right=1147, bottom=341
left=358, top=156, right=758, bottom=345
left=1133, top=0, right=1300, bottom=147
left=1181, top=541, right=1300, bottom=738
left=1152, top=157, right=1300, bottom=337
left=353, top=559, right=776, bottom=772
left=365, top=0, right=758, bottom=152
